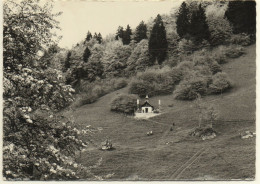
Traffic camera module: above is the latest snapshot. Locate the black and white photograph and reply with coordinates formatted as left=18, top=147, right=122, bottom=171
left=2, top=0, right=257, bottom=181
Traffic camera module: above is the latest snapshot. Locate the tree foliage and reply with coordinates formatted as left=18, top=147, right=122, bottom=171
left=123, top=25, right=132, bottom=45
left=225, top=0, right=256, bottom=34
left=85, top=31, right=92, bottom=43
left=3, top=0, right=61, bottom=71
left=126, top=39, right=151, bottom=75
left=115, top=26, right=124, bottom=40
left=93, top=32, right=103, bottom=44
left=206, top=3, right=232, bottom=46
left=115, top=25, right=132, bottom=45
left=3, top=0, right=91, bottom=180
left=134, top=21, right=148, bottom=43
left=148, top=14, right=168, bottom=65
left=64, top=51, right=72, bottom=71
left=102, top=41, right=132, bottom=77
left=189, top=4, right=210, bottom=43
left=176, top=2, right=190, bottom=39
left=83, top=47, right=91, bottom=63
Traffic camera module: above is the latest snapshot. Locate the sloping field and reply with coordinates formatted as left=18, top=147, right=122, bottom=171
left=65, top=44, right=255, bottom=180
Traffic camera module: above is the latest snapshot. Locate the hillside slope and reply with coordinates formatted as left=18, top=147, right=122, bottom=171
left=65, top=44, right=255, bottom=180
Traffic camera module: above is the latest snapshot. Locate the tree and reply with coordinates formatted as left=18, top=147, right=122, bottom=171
left=194, top=95, right=218, bottom=128
left=134, top=21, right=148, bottom=43
left=126, top=39, right=151, bottom=75
left=206, top=3, right=232, bottom=46
left=85, top=31, right=92, bottom=43
left=97, top=33, right=103, bottom=44
left=102, top=40, right=132, bottom=77
left=225, top=0, right=256, bottom=34
left=176, top=2, right=190, bottom=38
left=84, top=44, right=105, bottom=81
left=3, top=0, right=61, bottom=71
left=93, top=32, right=102, bottom=44
left=83, top=47, right=91, bottom=63
left=148, top=14, right=168, bottom=65
left=64, top=51, right=71, bottom=71
left=123, top=25, right=132, bottom=45
left=189, top=4, right=210, bottom=43
left=3, top=0, right=91, bottom=180
left=39, top=44, right=61, bottom=69
left=115, top=26, right=124, bottom=40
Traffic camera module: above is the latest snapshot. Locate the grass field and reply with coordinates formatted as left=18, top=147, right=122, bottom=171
left=64, top=44, right=256, bottom=180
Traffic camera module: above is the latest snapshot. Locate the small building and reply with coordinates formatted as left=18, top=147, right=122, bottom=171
left=141, top=101, right=154, bottom=113
left=135, top=95, right=161, bottom=119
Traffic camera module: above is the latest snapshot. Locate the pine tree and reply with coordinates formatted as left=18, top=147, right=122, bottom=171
left=225, top=0, right=256, bottom=34
left=123, top=25, right=132, bottom=45
left=176, top=2, right=190, bottom=38
left=83, top=47, right=91, bottom=63
left=93, top=32, right=98, bottom=40
left=85, top=31, right=92, bottom=43
left=97, top=33, right=103, bottom=44
left=134, top=21, right=148, bottom=43
left=148, top=14, right=168, bottom=65
left=115, top=26, right=124, bottom=40
left=189, top=4, right=210, bottom=43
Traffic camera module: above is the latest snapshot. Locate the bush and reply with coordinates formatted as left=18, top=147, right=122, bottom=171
left=191, top=53, right=220, bottom=75
left=115, top=78, right=128, bottom=89
left=73, top=78, right=129, bottom=107
left=224, top=45, right=245, bottom=58
left=211, top=46, right=228, bottom=64
left=175, top=60, right=195, bottom=72
left=110, top=94, right=138, bottom=114
left=129, top=67, right=182, bottom=97
left=209, top=72, right=232, bottom=94
left=229, top=33, right=252, bottom=46
left=177, top=39, right=196, bottom=55
left=71, top=93, right=98, bottom=108
left=129, top=79, right=155, bottom=98
left=209, top=61, right=222, bottom=74
left=173, top=75, right=208, bottom=100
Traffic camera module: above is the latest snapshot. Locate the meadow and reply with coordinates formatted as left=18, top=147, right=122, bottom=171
left=64, top=44, right=255, bottom=180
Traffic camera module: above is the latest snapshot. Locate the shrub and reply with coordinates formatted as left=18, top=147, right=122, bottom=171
left=73, top=78, right=129, bottom=107
left=71, top=93, right=98, bottom=108
left=229, top=33, right=251, bottom=46
left=110, top=94, right=138, bottom=114
left=190, top=53, right=222, bottom=75
left=115, top=78, right=128, bottom=89
left=209, top=61, right=222, bottom=74
left=129, top=67, right=182, bottom=97
left=211, top=46, right=228, bottom=64
left=177, top=39, right=196, bottom=55
left=173, top=75, right=208, bottom=100
left=209, top=72, right=232, bottom=94
left=175, top=60, right=195, bottom=72
left=224, top=45, right=245, bottom=58
left=129, top=79, right=155, bottom=98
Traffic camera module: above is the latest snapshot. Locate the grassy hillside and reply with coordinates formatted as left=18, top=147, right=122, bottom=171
left=64, top=44, right=255, bottom=180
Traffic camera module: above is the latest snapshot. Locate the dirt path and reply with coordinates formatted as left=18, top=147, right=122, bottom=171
left=170, top=147, right=207, bottom=179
